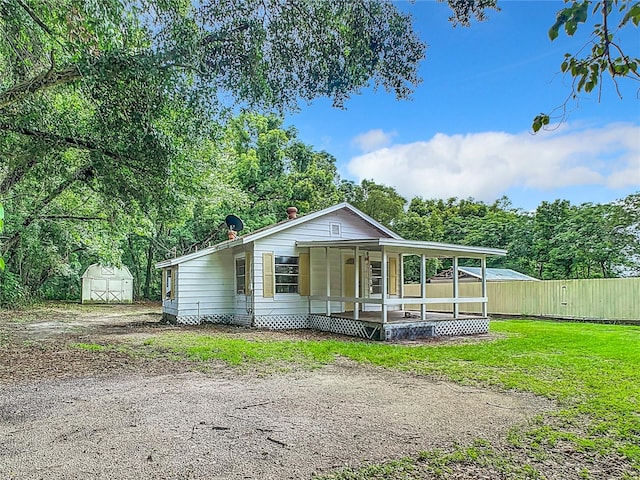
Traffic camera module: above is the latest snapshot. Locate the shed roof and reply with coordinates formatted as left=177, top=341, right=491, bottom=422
left=81, top=263, right=133, bottom=279
left=459, top=267, right=538, bottom=281
left=430, top=267, right=538, bottom=281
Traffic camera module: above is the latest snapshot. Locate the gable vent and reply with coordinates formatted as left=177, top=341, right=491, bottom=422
left=330, top=223, right=341, bottom=237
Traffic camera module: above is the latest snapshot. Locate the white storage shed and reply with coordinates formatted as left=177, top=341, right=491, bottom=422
left=81, top=264, right=134, bottom=304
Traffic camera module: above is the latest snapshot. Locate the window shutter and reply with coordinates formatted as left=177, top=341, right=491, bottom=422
left=389, top=257, right=397, bottom=295
left=263, top=252, right=274, bottom=298
left=299, top=252, right=310, bottom=296
left=171, top=266, right=177, bottom=300
left=161, top=268, right=167, bottom=300
left=245, top=252, right=252, bottom=294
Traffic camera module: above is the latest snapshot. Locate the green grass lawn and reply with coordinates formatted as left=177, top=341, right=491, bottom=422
left=98, top=319, right=640, bottom=478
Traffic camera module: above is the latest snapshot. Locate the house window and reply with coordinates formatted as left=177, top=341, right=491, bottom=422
left=165, top=268, right=173, bottom=299
left=236, top=257, right=246, bottom=294
left=275, top=256, right=299, bottom=293
left=370, top=261, right=382, bottom=294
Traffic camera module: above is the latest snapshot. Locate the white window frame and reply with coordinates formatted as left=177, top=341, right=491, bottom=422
left=274, top=255, right=299, bottom=294
left=165, top=268, right=173, bottom=299
left=329, top=222, right=342, bottom=237
left=369, top=260, right=382, bottom=294
left=235, top=256, right=246, bottom=295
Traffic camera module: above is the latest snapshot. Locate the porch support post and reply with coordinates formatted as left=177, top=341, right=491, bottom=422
left=453, top=256, right=459, bottom=319
left=481, top=256, right=488, bottom=317
left=399, top=254, right=404, bottom=311
left=325, top=247, right=331, bottom=316
left=354, top=246, right=360, bottom=320
left=381, top=246, right=388, bottom=325
left=420, top=254, right=426, bottom=321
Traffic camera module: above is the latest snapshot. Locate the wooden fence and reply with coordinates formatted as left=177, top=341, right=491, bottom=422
left=403, top=277, right=640, bottom=321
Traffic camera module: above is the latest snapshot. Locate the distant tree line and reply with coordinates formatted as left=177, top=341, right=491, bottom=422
left=0, top=110, right=638, bottom=304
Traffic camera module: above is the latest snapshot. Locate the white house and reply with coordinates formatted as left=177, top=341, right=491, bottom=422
left=155, top=203, right=506, bottom=340
left=81, top=263, right=134, bottom=304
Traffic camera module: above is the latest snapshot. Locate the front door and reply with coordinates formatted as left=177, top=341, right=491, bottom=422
left=344, top=257, right=356, bottom=312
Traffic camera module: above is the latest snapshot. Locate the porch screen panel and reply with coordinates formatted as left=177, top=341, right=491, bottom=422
left=263, top=253, right=274, bottom=298
left=298, top=253, right=310, bottom=296
left=389, top=257, right=397, bottom=295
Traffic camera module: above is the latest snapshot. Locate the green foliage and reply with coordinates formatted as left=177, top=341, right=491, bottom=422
left=393, top=194, right=639, bottom=281
left=342, top=179, right=407, bottom=227
left=535, top=0, right=640, bottom=131
left=0, top=202, right=4, bottom=271
left=0, top=269, right=27, bottom=305
left=0, top=0, right=427, bottom=304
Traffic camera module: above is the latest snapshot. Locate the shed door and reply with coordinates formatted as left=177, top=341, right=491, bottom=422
left=90, top=278, right=127, bottom=303
left=108, top=280, right=123, bottom=302
left=90, top=279, right=108, bottom=302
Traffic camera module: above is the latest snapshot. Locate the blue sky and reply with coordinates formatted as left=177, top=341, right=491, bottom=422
left=286, top=1, right=640, bottom=211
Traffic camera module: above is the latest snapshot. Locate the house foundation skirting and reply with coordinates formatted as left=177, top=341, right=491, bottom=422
left=165, top=312, right=489, bottom=340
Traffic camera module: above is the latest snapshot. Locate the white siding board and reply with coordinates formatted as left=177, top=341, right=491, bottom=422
left=175, top=249, right=235, bottom=316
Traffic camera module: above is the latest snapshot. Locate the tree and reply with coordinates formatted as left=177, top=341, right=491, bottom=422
left=221, top=113, right=342, bottom=230
left=0, top=0, right=429, bottom=303
left=533, top=0, right=640, bottom=131
left=341, top=179, right=406, bottom=228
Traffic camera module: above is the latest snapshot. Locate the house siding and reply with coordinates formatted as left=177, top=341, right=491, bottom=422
left=172, top=249, right=235, bottom=320
left=252, top=209, right=389, bottom=316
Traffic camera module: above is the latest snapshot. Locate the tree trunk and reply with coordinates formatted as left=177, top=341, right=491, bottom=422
left=143, top=237, right=155, bottom=299
left=127, top=235, right=142, bottom=300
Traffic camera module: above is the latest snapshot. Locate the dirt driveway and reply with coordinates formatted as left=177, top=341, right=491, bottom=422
left=0, top=304, right=551, bottom=479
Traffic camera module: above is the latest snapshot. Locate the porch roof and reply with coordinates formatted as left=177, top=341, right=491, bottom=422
left=296, top=238, right=506, bottom=258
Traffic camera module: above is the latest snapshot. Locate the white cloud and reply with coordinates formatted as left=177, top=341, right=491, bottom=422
left=351, top=129, right=396, bottom=153
left=346, top=123, right=640, bottom=202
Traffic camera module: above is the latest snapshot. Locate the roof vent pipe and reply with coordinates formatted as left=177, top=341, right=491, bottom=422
left=286, top=206, right=298, bottom=220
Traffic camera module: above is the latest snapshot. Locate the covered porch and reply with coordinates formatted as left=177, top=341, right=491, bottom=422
left=297, top=238, right=506, bottom=340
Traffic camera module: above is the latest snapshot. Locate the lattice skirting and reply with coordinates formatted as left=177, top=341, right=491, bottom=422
left=165, top=310, right=488, bottom=340
left=174, top=314, right=237, bottom=326
left=433, top=318, right=489, bottom=336
left=253, top=314, right=310, bottom=329
left=309, top=315, right=380, bottom=340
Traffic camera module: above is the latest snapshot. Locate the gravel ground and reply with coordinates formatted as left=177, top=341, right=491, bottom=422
left=0, top=304, right=552, bottom=479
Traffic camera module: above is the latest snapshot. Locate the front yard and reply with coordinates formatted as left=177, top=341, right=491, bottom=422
left=0, top=304, right=638, bottom=479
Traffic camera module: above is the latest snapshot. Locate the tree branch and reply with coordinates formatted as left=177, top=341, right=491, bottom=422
left=0, top=65, right=81, bottom=110
left=38, top=214, right=107, bottom=221
left=0, top=123, right=120, bottom=160
left=0, top=156, right=39, bottom=197
left=15, top=0, right=57, bottom=39
left=0, top=123, right=158, bottom=175
left=1, top=163, right=93, bottom=255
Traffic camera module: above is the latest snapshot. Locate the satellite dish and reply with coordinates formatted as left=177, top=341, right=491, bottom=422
left=225, top=214, right=244, bottom=232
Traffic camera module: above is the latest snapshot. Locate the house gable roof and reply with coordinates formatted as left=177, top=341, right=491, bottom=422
left=155, top=203, right=401, bottom=268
